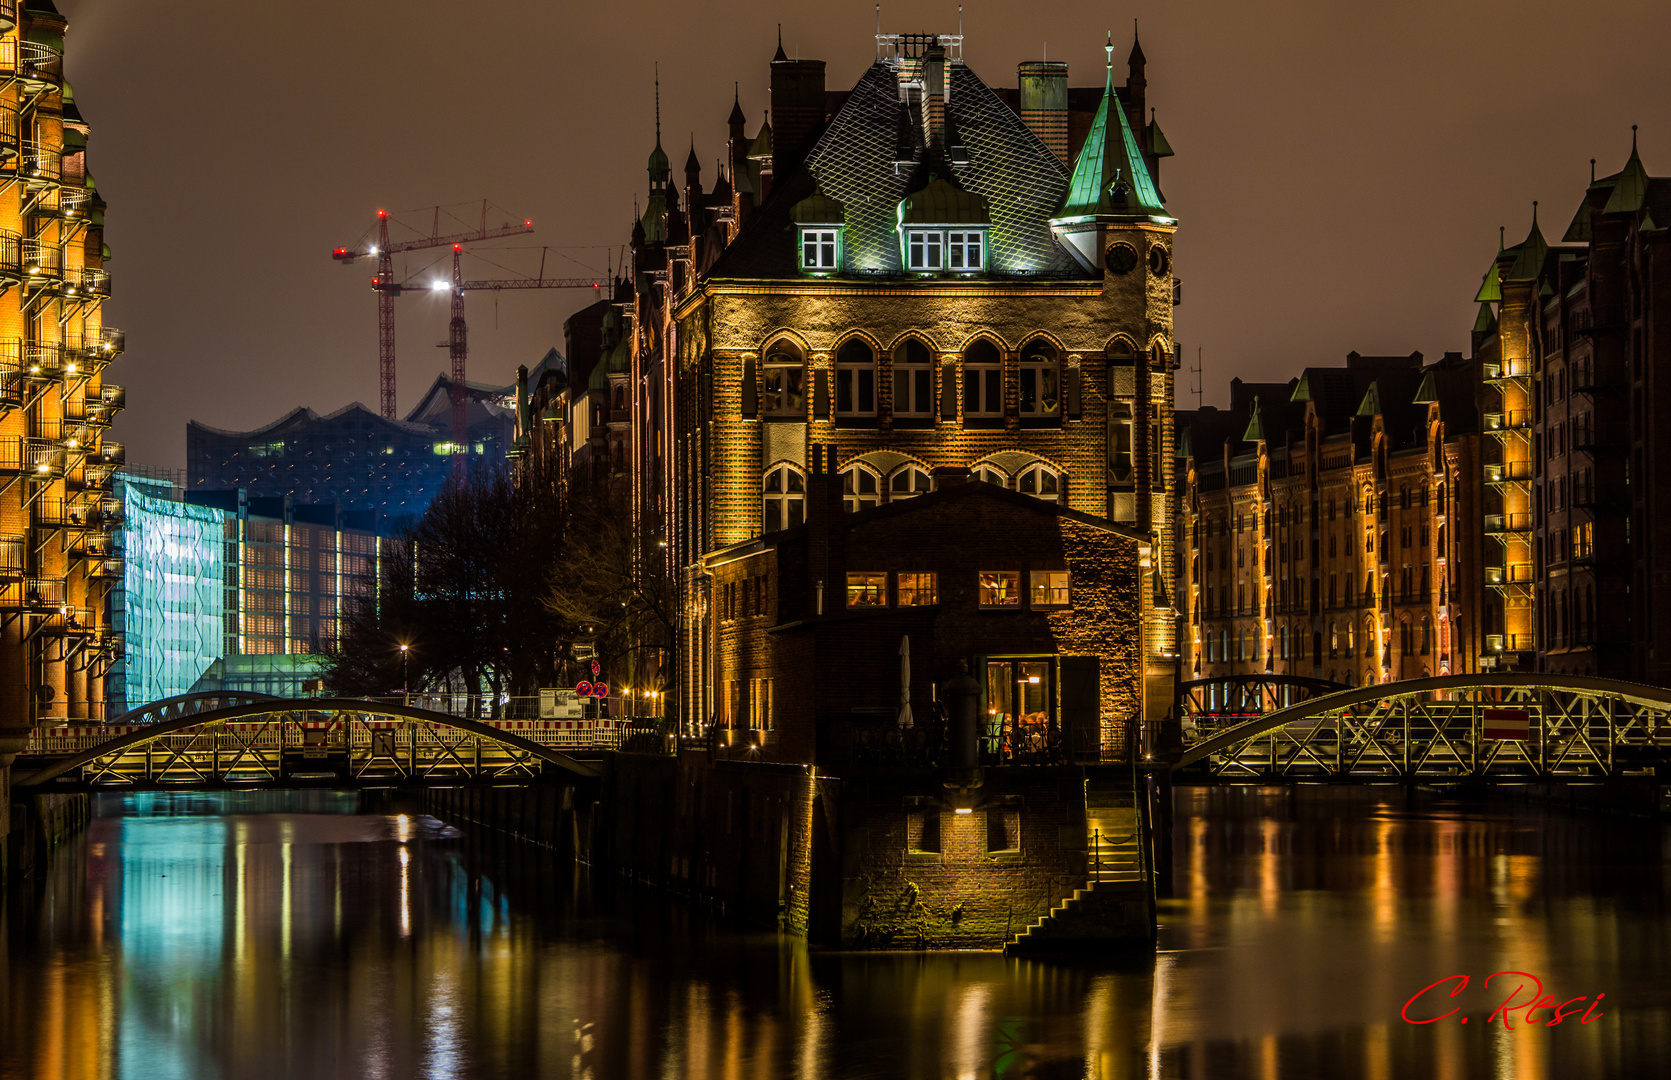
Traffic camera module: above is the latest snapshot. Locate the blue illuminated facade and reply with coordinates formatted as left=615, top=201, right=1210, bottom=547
left=109, top=477, right=226, bottom=711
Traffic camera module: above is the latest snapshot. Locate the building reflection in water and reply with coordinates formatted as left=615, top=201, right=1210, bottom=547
left=1, top=786, right=1667, bottom=1079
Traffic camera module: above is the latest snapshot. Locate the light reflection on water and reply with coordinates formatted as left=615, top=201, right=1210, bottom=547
left=1, top=787, right=1667, bottom=1078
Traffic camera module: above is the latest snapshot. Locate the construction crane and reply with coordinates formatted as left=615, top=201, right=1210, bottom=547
left=331, top=202, right=533, bottom=419
left=424, top=246, right=607, bottom=477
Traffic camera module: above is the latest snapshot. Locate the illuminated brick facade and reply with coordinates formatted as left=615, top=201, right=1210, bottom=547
left=1, top=0, right=124, bottom=750
left=1177, top=355, right=1485, bottom=702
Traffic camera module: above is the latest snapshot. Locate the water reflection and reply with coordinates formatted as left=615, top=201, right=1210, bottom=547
left=1, top=787, right=1667, bottom=1078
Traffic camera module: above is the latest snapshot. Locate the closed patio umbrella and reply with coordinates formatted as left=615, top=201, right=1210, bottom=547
left=897, top=635, right=914, bottom=729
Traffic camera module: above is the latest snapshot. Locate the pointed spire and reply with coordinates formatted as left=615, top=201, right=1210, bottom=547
left=773, top=24, right=787, bottom=63
left=685, top=134, right=701, bottom=174
left=1242, top=396, right=1265, bottom=443
left=1129, top=19, right=1146, bottom=66
left=1104, top=29, right=1114, bottom=81
left=1505, top=203, right=1549, bottom=281
left=1473, top=301, right=1499, bottom=335
left=1059, top=29, right=1165, bottom=218
left=727, top=82, right=746, bottom=126
left=1474, top=246, right=1503, bottom=303
left=1603, top=125, right=1650, bottom=215
left=654, top=63, right=661, bottom=148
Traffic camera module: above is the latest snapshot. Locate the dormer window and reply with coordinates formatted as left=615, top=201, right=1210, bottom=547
left=906, top=229, right=943, bottom=271
left=947, top=231, right=984, bottom=271
left=801, top=228, right=839, bottom=271
left=791, top=188, right=847, bottom=275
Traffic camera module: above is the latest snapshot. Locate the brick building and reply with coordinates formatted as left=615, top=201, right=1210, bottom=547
left=1, top=0, right=123, bottom=740
left=1471, top=134, right=1671, bottom=679
left=1176, top=352, right=1484, bottom=697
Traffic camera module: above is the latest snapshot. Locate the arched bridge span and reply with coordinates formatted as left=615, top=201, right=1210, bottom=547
left=15, top=698, right=601, bottom=789
left=1176, top=673, right=1671, bottom=780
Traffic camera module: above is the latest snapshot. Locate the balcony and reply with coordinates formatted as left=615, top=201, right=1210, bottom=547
left=0, top=534, right=20, bottom=577
left=20, top=239, right=61, bottom=287
left=1484, top=410, right=1533, bottom=433
left=1481, top=360, right=1531, bottom=382
left=39, top=605, right=96, bottom=637
left=23, top=342, right=65, bottom=378
left=0, top=1, right=17, bottom=32
left=65, top=267, right=109, bottom=298
left=18, top=139, right=58, bottom=188
left=1483, top=460, right=1532, bottom=484
left=96, top=441, right=124, bottom=468
left=58, top=183, right=91, bottom=218
left=0, top=103, right=15, bottom=162
left=1483, top=512, right=1533, bottom=535
left=24, top=437, right=65, bottom=478
left=87, top=383, right=123, bottom=425
left=17, top=41, right=61, bottom=93
left=91, top=555, right=123, bottom=580
left=94, top=496, right=123, bottom=527
left=21, top=577, right=65, bottom=610
left=72, top=531, right=113, bottom=559
left=1484, top=563, right=1534, bottom=586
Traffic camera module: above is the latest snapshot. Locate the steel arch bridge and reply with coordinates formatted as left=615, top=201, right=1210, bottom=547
left=1177, top=674, right=1350, bottom=725
left=14, top=698, right=601, bottom=790
left=1175, top=673, right=1671, bottom=781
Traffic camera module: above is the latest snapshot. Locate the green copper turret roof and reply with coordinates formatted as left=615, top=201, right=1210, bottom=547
left=1472, top=302, right=1498, bottom=334
left=1241, top=397, right=1264, bottom=443
left=1058, top=37, right=1164, bottom=219
left=791, top=186, right=845, bottom=225
left=747, top=116, right=772, bottom=161
left=1504, top=208, right=1548, bottom=281
left=1412, top=371, right=1440, bottom=405
left=1355, top=380, right=1382, bottom=418
left=1473, top=253, right=1502, bottom=303
left=1602, top=129, right=1649, bottom=216
left=1147, top=114, right=1173, bottom=158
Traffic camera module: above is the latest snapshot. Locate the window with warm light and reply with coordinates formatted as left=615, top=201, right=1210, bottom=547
left=979, top=571, right=1020, bottom=606
left=1029, top=570, right=1069, bottom=607
left=846, top=571, right=886, bottom=607
left=897, top=571, right=937, bottom=606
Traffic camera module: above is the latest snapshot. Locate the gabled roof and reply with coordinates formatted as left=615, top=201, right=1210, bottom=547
left=1057, top=48, right=1164, bottom=219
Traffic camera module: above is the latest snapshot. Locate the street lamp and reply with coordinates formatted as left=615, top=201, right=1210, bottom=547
left=399, top=644, right=410, bottom=706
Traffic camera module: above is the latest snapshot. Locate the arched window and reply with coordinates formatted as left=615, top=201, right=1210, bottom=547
left=891, top=338, right=933, bottom=417
left=1017, top=463, right=1062, bottom=503
left=762, top=464, right=805, bottom=533
left=973, top=465, right=1007, bottom=487
left=1421, top=616, right=1432, bottom=654
left=841, top=464, right=880, bottom=513
left=962, top=338, right=1002, bottom=417
left=762, top=340, right=806, bottom=418
left=888, top=465, right=932, bottom=501
left=1280, top=625, right=1289, bottom=660
left=1018, top=339, right=1060, bottom=417
left=835, top=339, right=876, bottom=417
left=613, top=387, right=625, bottom=410
left=1220, top=629, right=1228, bottom=660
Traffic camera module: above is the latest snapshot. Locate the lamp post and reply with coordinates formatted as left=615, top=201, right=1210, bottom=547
left=399, top=644, right=410, bottom=707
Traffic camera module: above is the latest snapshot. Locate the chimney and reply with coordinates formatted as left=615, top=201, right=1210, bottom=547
left=923, top=43, right=947, bottom=152
left=771, top=47, right=826, bottom=180
left=1018, top=61, right=1069, bottom=163
left=804, top=443, right=844, bottom=615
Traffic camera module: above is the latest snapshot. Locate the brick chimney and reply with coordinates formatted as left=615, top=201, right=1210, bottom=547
left=771, top=41, right=826, bottom=180
left=804, top=443, right=845, bottom=615
left=923, top=43, right=948, bottom=152
left=1018, top=61, right=1068, bottom=163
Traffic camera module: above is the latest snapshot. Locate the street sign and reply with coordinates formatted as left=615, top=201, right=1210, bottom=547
left=576, top=681, right=593, bottom=697
left=1482, top=707, right=1530, bottom=741
left=592, top=682, right=610, bottom=698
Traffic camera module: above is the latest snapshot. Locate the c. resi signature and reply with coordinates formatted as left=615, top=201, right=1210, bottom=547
left=1402, top=972, right=1605, bottom=1028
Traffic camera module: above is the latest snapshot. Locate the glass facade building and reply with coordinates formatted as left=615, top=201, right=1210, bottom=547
left=110, top=477, right=226, bottom=711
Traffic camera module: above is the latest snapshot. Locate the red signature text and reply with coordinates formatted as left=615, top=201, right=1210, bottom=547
left=1402, top=973, right=1606, bottom=1028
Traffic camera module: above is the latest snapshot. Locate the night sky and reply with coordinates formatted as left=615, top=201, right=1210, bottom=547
left=59, top=0, right=1671, bottom=470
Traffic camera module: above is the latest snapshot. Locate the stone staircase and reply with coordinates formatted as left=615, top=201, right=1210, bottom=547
left=1005, top=773, right=1154, bottom=954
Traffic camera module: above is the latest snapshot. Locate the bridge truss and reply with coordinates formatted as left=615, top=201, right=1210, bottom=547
left=1175, top=674, right=1671, bottom=781
left=15, top=698, right=601, bottom=790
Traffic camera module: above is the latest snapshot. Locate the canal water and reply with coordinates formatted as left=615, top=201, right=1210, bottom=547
left=1, top=786, right=1667, bottom=1078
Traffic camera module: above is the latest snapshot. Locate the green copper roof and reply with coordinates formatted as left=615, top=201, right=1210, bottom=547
left=747, top=117, right=772, bottom=161
left=1059, top=46, right=1165, bottom=219
left=587, top=360, right=610, bottom=392
left=604, top=335, right=631, bottom=376
left=1473, top=254, right=1502, bottom=303
left=1412, top=371, right=1439, bottom=405
left=61, top=128, right=84, bottom=152
left=791, top=188, right=845, bottom=225
left=1504, top=210, right=1548, bottom=281
left=1602, top=135, right=1649, bottom=215
left=1472, top=302, right=1497, bottom=334
left=898, top=176, right=990, bottom=226
left=1148, top=115, right=1173, bottom=158
left=1355, top=380, right=1382, bottom=418
left=1242, top=397, right=1264, bottom=443
left=1290, top=372, right=1313, bottom=402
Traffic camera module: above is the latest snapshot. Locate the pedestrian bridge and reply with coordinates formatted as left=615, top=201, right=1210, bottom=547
left=12, top=696, right=617, bottom=790
left=1176, top=673, right=1671, bottom=781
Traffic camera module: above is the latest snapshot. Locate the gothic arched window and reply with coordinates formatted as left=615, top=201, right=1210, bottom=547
left=762, top=464, right=805, bottom=533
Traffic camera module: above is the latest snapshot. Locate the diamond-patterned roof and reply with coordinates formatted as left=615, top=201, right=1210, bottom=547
left=705, top=60, right=1084, bottom=280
